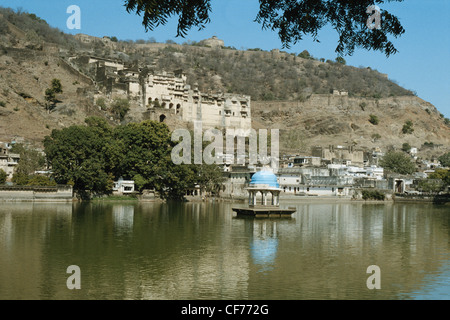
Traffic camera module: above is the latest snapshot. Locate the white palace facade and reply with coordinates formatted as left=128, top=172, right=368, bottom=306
left=138, top=70, right=252, bottom=132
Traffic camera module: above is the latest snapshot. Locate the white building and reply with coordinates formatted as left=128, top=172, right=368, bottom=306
left=142, top=70, right=252, bottom=132
left=0, top=142, right=20, bottom=181
left=113, top=178, right=135, bottom=195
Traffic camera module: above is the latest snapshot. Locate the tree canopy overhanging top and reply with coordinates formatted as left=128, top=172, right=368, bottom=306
left=124, top=0, right=405, bottom=57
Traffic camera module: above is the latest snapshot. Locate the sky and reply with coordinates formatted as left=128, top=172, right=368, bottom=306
left=1, top=0, right=449, bottom=118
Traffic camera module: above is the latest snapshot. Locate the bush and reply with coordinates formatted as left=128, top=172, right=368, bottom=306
left=362, top=190, right=385, bottom=201
left=335, top=56, right=346, bottom=65
left=111, top=98, right=130, bottom=120
left=401, top=143, right=411, bottom=153
left=369, top=114, right=379, bottom=125
left=26, top=175, right=57, bottom=187
left=96, top=97, right=107, bottom=110
left=12, top=172, right=30, bottom=185
left=402, top=120, right=414, bottom=134
left=445, top=118, right=450, bottom=127
left=438, top=152, right=450, bottom=168
left=0, top=169, right=7, bottom=184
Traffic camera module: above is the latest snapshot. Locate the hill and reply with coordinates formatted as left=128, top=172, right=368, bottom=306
left=0, top=8, right=449, bottom=159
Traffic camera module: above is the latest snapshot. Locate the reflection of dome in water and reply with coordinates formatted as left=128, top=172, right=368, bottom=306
left=250, top=170, right=279, bottom=188
left=251, top=238, right=278, bottom=266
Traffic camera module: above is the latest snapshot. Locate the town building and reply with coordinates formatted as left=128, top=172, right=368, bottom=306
left=0, top=142, right=20, bottom=181
left=113, top=178, right=135, bottom=195
left=312, top=145, right=365, bottom=166
left=200, top=36, right=225, bottom=49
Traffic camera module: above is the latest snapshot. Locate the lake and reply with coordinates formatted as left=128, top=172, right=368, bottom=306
left=0, top=201, right=449, bottom=300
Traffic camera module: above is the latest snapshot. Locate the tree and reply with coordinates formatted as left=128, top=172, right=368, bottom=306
left=335, top=56, right=346, bottom=65
left=417, top=179, right=445, bottom=195
left=43, top=124, right=114, bottom=197
left=402, top=120, right=414, bottom=134
left=124, top=0, right=405, bottom=57
left=193, top=164, right=225, bottom=197
left=51, top=79, right=63, bottom=94
left=438, top=152, right=450, bottom=168
left=26, top=175, right=57, bottom=187
left=43, top=119, right=208, bottom=200
left=401, top=142, right=411, bottom=153
left=429, top=169, right=450, bottom=187
left=298, top=50, right=311, bottom=59
left=110, top=98, right=130, bottom=120
left=10, top=143, right=46, bottom=176
left=44, top=79, right=63, bottom=112
left=379, top=151, right=416, bottom=175
left=112, top=120, right=195, bottom=199
left=0, top=169, right=6, bottom=184
left=369, top=114, right=379, bottom=125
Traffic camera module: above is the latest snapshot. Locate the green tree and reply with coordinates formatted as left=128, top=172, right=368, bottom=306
left=10, top=143, right=46, bottom=176
left=124, top=0, right=405, bottom=56
left=438, top=152, right=450, bottom=168
left=0, top=169, right=6, bottom=184
left=335, top=56, right=346, bottom=65
left=429, top=169, right=450, bottom=186
left=96, top=97, right=107, bottom=110
left=43, top=124, right=114, bottom=197
left=26, top=175, right=57, bottom=187
left=112, top=120, right=193, bottom=199
left=401, top=142, right=411, bottom=153
left=12, top=172, right=30, bottom=185
left=362, top=190, right=385, bottom=200
left=298, top=50, right=311, bottom=59
left=51, top=79, right=63, bottom=94
left=369, top=114, right=379, bottom=125
left=379, top=151, right=416, bottom=175
left=417, top=179, right=445, bottom=195
left=402, top=120, right=414, bottom=134
left=111, top=98, right=130, bottom=120
left=44, top=79, right=63, bottom=112
left=193, top=164, right=225, bottom=197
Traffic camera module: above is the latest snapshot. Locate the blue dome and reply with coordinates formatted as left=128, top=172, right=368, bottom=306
left=250, top=170, right=279, bottom=188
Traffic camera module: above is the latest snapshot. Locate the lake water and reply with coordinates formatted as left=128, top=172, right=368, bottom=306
left=0, top=201, right=449, bottom=300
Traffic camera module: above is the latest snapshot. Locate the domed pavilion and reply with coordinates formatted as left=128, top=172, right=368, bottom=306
left=247, top=169, right=282, bottom=207
left=232, top=168, right=296, bottom=217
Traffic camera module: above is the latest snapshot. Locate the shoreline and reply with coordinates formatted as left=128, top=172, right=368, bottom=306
left=0, top=193, right=448, bottom=204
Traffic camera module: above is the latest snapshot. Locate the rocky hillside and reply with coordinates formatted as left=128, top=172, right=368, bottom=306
left=0, top=8, right=449, bottom=159
left=252, top=96, right=450, bottom=158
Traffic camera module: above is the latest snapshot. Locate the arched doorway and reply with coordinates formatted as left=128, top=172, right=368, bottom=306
left=159, top=114, right=166, bottom=123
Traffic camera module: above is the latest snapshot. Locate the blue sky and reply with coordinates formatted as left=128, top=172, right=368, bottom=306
left=2, top=0, right=449, bottom=118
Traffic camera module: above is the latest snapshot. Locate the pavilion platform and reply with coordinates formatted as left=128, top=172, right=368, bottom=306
left=232, top=205, right=296, bottom=218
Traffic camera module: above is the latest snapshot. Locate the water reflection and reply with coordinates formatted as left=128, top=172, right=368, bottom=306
left=0, top=201, right=449, bottom=300
left=250, top=220, right=279, bottom=272
left=113, top=205, right=134, bottom=235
